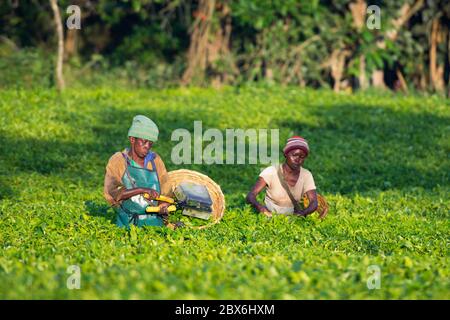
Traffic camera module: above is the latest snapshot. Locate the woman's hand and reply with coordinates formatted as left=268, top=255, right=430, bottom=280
left=258, top=205, right=272, bottom=217
left=158, top=201, right=171, bottom=215
left=294, top=210, right=307, bottom=217
left=142, top=188, right=159, bottom=200
left=247, top=177, right=271, bottom=216
left=118, top=188, right=158, bottom=202
left=296, top=190, right=318, bottom=217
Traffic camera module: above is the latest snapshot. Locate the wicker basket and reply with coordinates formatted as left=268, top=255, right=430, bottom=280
left=167, top=169, right=225, bottom=229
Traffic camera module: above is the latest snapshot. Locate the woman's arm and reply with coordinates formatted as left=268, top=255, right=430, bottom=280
left=118, top=187, right=159, bottom=202
left=294, top=189, right=318, bottom=217
left=119, top=188, right=171, bottom=216
left=246, top=177, right=272, bottom=216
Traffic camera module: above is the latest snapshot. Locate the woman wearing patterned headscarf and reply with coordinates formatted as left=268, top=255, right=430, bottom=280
left=246, top=136, right=320, bottom=217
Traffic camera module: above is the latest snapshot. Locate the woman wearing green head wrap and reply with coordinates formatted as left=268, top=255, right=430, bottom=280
left=103, top=115, right=172, bottom=228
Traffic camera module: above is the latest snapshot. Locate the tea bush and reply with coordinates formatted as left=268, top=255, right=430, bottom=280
left=0, top=86, right=448, bottom=299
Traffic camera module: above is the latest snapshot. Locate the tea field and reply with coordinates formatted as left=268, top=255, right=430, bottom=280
left=0, top=86, right=448, bottom=299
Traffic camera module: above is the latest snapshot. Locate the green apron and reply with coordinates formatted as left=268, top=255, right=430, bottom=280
left=116, top=151, right=164, bottom=228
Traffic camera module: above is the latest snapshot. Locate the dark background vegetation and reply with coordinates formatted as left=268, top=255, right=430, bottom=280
left=0, top=0, right=449, bottom=93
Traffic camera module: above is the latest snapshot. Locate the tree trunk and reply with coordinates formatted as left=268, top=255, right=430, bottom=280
left=359, top=55, right=368, bottom=90
left=64, top=28, right=78, bottom=61
left=386, top=0, right=425, bottom=41
left=372, top=70, right=386, bottom=89
left=50, top=0, right=65, bottom=91
left=350, top=0, right=366, bottom=30
left=350, top=0, right=368, bottom=90
left=330, top=49, right=351, bottom=92
left=372, top=0, right=425, bottom=89
left=395, top=68, right=408, bottom=92
left=182, top=0, right=236, bottom=86
left=447, top=30, right=450, bottom=98
left=182, top=0, right=215, bottom=85
left=430, top=17, right=445, bottom=92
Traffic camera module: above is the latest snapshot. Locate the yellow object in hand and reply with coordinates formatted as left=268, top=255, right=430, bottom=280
left=303, top=194, right=329, bottom=219
left=146, top=205, right=177, bottom=213
left=155, top=195, right=175, bottom=204
left=143, top=193, right=174, bottom=204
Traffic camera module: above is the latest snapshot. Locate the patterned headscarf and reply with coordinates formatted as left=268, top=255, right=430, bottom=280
left=283, top=136, right=309, bottom=156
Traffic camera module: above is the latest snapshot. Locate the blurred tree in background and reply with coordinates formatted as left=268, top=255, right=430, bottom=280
left=0, top=0, right=448, bottom=93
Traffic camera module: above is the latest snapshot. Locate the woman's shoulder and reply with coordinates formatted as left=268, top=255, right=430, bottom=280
left=300, top=167, right=315, bottom=185
left=151, top=151, right=162, bottom=161
left=105, top=152, right=127, bottom=176
left=258, top=165, right=277, bottom=186
left=108, top=151, right=126, bottom=165
left=150, top=152, right=168, bottom=167
left=260, top=165, right=278, bottom=175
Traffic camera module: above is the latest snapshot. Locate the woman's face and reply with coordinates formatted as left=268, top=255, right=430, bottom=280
left=130, top=137, right=153, bottom=158
left=285, top=148, right=307, bottom=170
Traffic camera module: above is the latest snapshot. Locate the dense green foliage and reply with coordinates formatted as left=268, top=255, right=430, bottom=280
left=0, top=87, right=448, bottom=299
left=1, top=0, right=449, bottom=90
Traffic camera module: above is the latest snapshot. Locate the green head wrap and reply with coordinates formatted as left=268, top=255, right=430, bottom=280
left=128, top=115, right=159, bottom=142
